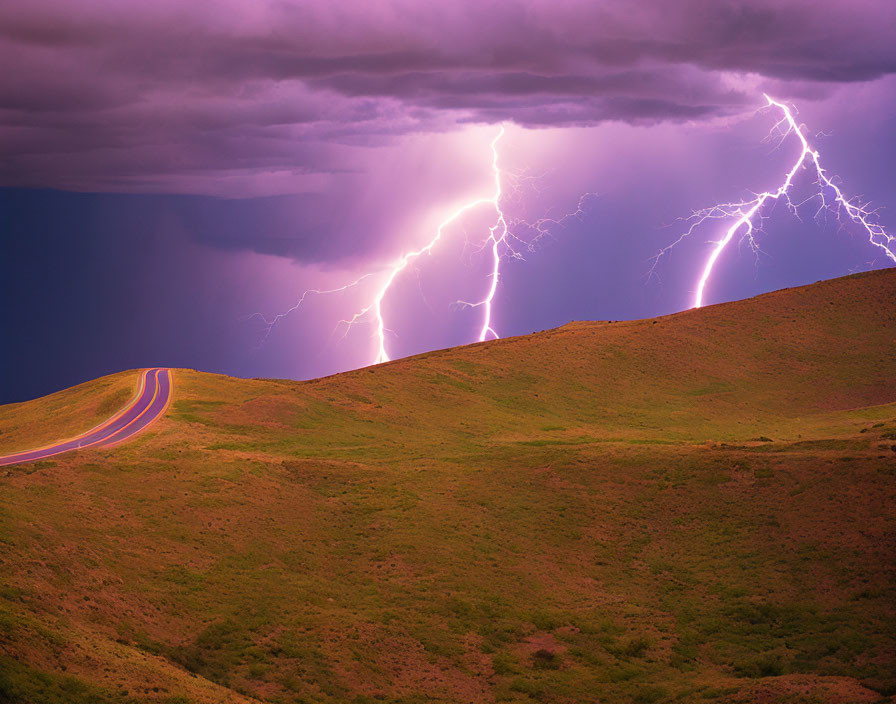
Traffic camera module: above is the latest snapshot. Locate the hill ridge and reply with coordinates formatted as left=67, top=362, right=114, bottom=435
left=1, top=268, right=894, bottom=704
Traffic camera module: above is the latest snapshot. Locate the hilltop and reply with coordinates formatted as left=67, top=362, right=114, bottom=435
left=1, top=269, right=895, bottom=704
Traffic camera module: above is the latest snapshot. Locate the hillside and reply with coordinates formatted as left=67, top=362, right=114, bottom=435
left=1, top=269, right=895, bottom=704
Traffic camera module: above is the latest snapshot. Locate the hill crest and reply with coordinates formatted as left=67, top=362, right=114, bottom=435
left=1, top=269, right=894, bottom=704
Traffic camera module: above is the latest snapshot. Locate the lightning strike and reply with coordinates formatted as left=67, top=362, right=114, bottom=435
left=655, top=94, right=896, bottom=308
left=256, top=126, right=513, bottom=364
left=453, top=128, right=511, bottom=342
left=247, top=273, right=375, bottom=346
left=254, top=126, right=597, bottom=366
left=338, top=125, right=510, bottom=362
left=513, top=191, right=600, bottom=250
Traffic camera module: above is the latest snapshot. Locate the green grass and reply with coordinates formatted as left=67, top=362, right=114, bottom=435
left=0, top=269, right=895, bottom=703
left=0, top=657, right=132, bottom=704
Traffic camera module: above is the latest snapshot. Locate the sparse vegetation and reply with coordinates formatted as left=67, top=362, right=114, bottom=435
left=0, top=270, right=894, bottom=703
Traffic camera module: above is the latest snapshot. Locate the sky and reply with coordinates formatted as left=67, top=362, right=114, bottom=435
left=2, top=0, right=895, bottom=402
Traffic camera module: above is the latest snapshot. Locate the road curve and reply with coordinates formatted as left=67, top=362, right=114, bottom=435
left=0, top=368, right=172, bottom=468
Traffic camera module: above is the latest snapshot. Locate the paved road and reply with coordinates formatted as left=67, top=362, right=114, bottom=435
left=0, top=368, right=172, bottom=467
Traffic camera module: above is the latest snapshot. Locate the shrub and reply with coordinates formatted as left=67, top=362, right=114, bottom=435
left=622, top=637, right=650, bottom=658
left=531, top=649, right=560, bottom=670
left=733, top=653, right=784, bottom=678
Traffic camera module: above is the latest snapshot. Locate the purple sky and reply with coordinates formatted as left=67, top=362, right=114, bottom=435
left=2, top=1, right=895, bottom=400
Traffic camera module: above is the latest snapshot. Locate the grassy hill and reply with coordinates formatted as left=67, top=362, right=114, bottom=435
left=1, top=269, right=894, bottom=704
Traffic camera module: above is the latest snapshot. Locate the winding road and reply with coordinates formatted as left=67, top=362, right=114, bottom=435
left=0, top=368, right=172, bottom=467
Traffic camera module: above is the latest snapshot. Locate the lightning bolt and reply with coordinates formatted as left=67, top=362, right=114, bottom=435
left=253, top=125, right=598, bottom=366
left=254, top=125, right=514, bottom=364
left=454, top=190, right=600, bottom=340
left=333, top=125, right=510, bottom=362
left=654, top=94, right=895, bottom=308
left=453, top=127, right=510, bottom=342
left=245, top=273, right=375, bottom=347
left=512, top=191, right=600, bottom=250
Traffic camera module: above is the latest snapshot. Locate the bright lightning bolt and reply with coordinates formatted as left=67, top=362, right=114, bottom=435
left=335, top=125, right=510, bottom=362
left=454, top=127, right=510, bottom=342
left=255, top=125, right=515, bottom=364
left=456, top=189, right=601, bottom=341
left=253, top=125, right=597, bottom=365
left=654, top=94, right=896, bottom=308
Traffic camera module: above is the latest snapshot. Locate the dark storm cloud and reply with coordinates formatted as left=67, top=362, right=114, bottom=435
left=0, top=0, right=894, bottom=194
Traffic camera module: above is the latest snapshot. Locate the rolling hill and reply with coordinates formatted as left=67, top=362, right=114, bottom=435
left=1, top=269, right=895, bottom=704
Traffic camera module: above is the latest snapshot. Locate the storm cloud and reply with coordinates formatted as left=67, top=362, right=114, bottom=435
left=1, top=0, right=894, bottom=194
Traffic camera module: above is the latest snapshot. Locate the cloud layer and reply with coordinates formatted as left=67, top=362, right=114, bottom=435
left=1, top=0, right=895, bottom=193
